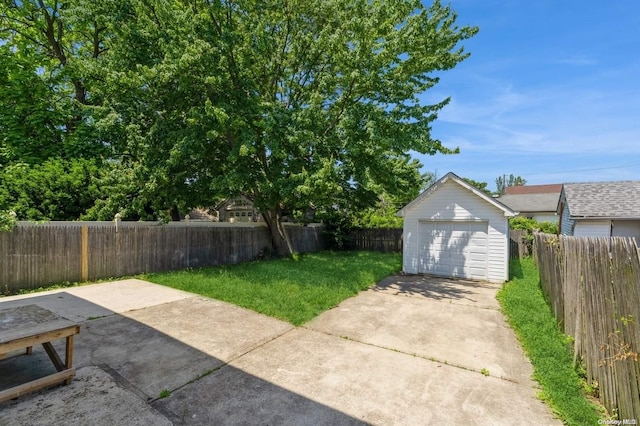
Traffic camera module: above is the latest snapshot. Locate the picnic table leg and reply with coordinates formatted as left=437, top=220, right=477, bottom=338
left=42, top=337, right=75, bottom=385
left=26, top=346, right=32, bottom=355
left=64, top=335, right=74, bottom=385
left=42, top=342, right=65, bottom=372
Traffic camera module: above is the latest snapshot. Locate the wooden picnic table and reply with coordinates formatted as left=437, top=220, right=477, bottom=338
left=0, top=304, right=80, bottom=403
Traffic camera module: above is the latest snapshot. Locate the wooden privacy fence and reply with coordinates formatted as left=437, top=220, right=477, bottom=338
left=509, top=229, right=532, bottom=258
left=534, top=233, right=640, bottom=420
left=349, top=228, right=403, bottom=252
left=0, top=222, right=324, bottom=295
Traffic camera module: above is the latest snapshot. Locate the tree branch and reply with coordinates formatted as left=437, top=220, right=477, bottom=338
left=323, top=78, right=356, bottom=137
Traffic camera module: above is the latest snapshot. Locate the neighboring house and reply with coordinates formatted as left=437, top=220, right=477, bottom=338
left=497, top=184, right=562, bottom=223
left=185, top=208, right=217, bottom=221
left=558, top=180, right=640, bottom=240
left=397, top=172, right=516, bottom=283
left=215, top=196, right=262, bottom=223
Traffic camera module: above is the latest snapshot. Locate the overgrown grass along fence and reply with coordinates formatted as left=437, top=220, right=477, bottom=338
left=534, top=233, right=640, bottom=420
left=0, top=222, right=324, bottom=295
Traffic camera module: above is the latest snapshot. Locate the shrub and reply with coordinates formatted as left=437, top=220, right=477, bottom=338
left=510, top=216, right=538, bottom=231
left=0, top=210, right=17, bottom=232
left=538, top=221, right=558, bottom=234
left=510, top=217, right=558, bottom=234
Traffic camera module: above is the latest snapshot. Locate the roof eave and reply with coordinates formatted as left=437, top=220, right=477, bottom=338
left=397, top=172, right=517, bottom=217
left=570, top=216, right=640, bottom=220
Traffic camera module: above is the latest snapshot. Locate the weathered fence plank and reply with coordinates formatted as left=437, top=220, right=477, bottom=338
left=0, top=223, right=324, bottom=295
left=534, top=233, right=640, bottom=420
left=349, top=228, right=403, bottom=252
left=509, top=229, right=532, bottom=258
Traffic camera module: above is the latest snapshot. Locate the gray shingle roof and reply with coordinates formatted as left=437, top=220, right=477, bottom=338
left=497, top=193, right=560, bottom=213
left=564, top=181, right=640, bottom=218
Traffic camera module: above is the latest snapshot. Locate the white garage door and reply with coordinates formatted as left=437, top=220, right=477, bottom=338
left=418, top=221, right=488, bottom=280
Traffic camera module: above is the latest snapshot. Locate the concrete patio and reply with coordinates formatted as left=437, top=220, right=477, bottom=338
left=0, top=276, right=560, bottom=425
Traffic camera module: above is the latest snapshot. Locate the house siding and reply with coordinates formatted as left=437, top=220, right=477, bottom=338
left=559, top=196, right=574, bottom=235
left=402, top=180, right=509, bottom=283
left=573, top=220, right=611, bottom=238
left=611, top=220, right=640, bottom=239
left=531, top=213, right=558, bottom=223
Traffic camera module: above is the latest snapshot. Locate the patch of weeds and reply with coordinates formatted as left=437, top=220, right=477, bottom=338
left=200, top=369, right=214, bottom=377
left=3, top=275, right=126, bottom=297
left=575, top=359, right=599, bottom=399
left=480, top=368, right=490, bottom=377
left=86, top=315, right=106, bottom=321
left=14, top=281, right=79, bottom=295
left=158, top=389, right=171, bottom=399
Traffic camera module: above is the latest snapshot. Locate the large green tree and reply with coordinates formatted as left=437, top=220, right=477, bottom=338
left=463, top=177, right=491, bottom=195
left=0, top=0, right=113, bottom=164
left=1, top=0, right=477, bottom=255
left=0, top=0, right=116, bottom=220
left=89, top=0, right=476, bottom=254
left=351, top=156, right=426, bottom=229
left=0, top=158, right=103, bottom=220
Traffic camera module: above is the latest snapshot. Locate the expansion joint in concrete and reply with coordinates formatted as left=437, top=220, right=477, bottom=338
left=302, top=327, right=520, bottom=384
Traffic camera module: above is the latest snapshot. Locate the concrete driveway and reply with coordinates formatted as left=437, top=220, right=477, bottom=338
left=0, top=276, right=560, bottom=425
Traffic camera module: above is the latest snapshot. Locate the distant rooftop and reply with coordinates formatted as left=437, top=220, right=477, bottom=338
left=504, top=184, right=562, bottom=195
left=563, top=181, right=640, bottom=219
left=498, top=192, right=560, bottom=213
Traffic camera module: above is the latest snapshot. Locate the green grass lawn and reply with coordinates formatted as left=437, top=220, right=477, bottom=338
left=141, top=250, right=401, bottom=326
left=498, top=258, right=604, bottom=425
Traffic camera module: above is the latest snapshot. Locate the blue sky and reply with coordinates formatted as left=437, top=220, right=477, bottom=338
left=415, top=1, right=640, bottom=192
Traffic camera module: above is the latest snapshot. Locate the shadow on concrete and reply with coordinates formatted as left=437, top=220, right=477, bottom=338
left=372, top=274, right=498, bottom=304
left=0, top=292, right=365, bottom=425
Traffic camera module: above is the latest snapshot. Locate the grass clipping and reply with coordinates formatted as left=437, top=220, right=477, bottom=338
left=497, top=258, right=603, bottom=425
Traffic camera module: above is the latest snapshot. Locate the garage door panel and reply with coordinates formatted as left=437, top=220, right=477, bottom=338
left=418, top=221, right=488, bottom=280
left=466, top=253, right=487, bottom=264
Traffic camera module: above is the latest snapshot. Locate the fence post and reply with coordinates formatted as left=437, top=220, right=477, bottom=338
left=185, top=215, right=190, bottom=268
left=114, top=213, right=121, bottom=233
left=81, top=226, right=89, bottom=282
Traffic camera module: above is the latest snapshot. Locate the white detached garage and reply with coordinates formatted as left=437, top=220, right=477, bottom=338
left=397, top=172, right=516, bottom=283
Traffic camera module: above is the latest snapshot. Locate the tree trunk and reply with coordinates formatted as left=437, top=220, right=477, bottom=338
left=170, top=205, right=181, bottom=221
left=262, top=207, right=294, bottom=257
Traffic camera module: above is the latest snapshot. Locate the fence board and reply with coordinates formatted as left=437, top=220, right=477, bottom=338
left=0, top=223, right=324, bottom=295
left=349, top=228, right=403, bottom=252
left=534, top=233, right=640, bottom=419
left=509, top=229, right=532, bottom=258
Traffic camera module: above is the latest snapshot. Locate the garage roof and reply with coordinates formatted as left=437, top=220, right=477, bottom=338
left=396, top=172, right=516, bottom=218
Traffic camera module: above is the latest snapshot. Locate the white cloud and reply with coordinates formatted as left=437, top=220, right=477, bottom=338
left=428, top=76, right=640, bottom=156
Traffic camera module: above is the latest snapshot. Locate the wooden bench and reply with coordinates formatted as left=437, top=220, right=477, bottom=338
left=0, top=304, right=80, bottom=403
